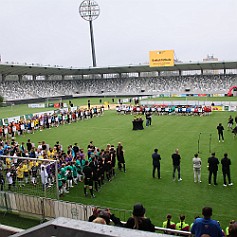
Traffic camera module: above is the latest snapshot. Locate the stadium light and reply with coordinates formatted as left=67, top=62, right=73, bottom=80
left=79, top=0, right=100, bottom=67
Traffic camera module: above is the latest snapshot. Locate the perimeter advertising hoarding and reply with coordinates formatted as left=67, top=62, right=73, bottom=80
left=211, top=106, right=223, bottom=111
left=149, top=50, right=174, bottom=67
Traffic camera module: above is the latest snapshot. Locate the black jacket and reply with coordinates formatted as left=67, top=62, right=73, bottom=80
left=125, top=217, right=155, bottom=232
left=208, top=157, right=219, bottom=171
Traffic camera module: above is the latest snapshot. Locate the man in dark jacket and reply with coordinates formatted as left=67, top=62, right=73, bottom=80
left=172, top=149, right=182, bottom=181
left=152, top=148, right=161, bottom=179
left=208, top=152, right=219, bottom=185
left=217, top=123, right=224, bottom=142
left=221, top=153, right=233, bottom=187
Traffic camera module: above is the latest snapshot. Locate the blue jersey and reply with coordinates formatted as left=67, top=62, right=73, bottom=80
left=191, top=218, right=223, bottom=237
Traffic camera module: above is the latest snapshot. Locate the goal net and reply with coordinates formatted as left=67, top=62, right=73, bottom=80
left=45, top=97, right=63, bottom=108
left=0, top=155, right=59, bottom=199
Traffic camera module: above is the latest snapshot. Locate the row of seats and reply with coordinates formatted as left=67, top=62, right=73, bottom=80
left=0, top=75, right=236, bottom=101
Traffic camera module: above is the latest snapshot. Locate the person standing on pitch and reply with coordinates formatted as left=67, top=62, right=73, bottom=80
left=227, top=115, right=234, bottom=131
left=83, top=160, right=95, bottom=198
left=193, top=153, right=202, bottom=183
left=172, top=149, right=182, bottom=181
left=208, top=152, right=219, bottom=185
left=217, top=123, right=224, bottom=142
left=221, top=153, right=233, bottom=187
left=152, top=148, right=161, bottom=179
left=117, top=142, right=126, bottom=172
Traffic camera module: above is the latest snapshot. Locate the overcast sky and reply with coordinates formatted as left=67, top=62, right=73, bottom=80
left=0, top=0, right=236, bottom=68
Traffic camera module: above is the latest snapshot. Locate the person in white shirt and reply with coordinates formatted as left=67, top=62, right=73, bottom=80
left=193, top=153, right=202, bottom=183
left=6, top=169, right=13, bottom=191
left=40, top=165, right=48, bottom=191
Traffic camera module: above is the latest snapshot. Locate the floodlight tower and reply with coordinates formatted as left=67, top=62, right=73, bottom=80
left=79, top=0, right=100, bottom=67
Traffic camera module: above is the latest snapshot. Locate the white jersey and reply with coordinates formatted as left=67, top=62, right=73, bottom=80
left=6, top=172, right=13, bottom=184
left=193, top=157, right=202, bottom=169
left=40, top=167, right=48, bottom=184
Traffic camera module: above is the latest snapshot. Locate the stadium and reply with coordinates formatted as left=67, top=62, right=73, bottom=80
left=1, top=1, right=237, bottom=237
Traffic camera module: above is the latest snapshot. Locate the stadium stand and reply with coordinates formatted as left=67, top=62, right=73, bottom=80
left=0, top=75, right=237, bottom=101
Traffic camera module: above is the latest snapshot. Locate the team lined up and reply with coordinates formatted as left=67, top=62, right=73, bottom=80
left=0, top=106, right=104, bottom=139
left=0, top=138, right=126, bottom=197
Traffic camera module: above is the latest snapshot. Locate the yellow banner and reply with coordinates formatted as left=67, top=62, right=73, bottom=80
left=211, top=106, right=223, bottom=111
left=149, top=50, right=174, bottom=67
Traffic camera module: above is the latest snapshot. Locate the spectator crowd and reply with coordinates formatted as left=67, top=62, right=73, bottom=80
left=0, top=74, right=237, bottom=101
left=0, top=137, right=126, bottom=199
left=89, top=204, right=237, bottom=237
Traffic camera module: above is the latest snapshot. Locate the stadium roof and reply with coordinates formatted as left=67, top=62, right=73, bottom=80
left=0, top=61, right=237, bottom=76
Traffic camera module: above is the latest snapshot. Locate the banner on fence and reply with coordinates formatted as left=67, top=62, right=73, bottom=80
left=28, top=103, right=45, bottom=108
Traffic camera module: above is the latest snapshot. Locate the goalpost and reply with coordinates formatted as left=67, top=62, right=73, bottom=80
left=0, top=155, right=59, bottom=200
left=45, top=97, right=63, bottom=108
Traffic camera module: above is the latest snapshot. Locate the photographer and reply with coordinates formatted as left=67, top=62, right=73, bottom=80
left=89, top=204, right=155, bottom=232
left=88, top=207, right=121, bottom=226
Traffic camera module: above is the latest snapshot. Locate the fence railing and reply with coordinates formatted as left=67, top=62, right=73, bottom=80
left=0, top=191, right=191, bottom=236
left=0, top=191, right=132, bottom=223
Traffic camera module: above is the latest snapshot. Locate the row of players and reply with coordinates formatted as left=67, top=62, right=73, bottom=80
left=0, top=106, right=104, bottom=139
left=116, top=105, right=212, bottom=115
left=0, top=140, right=126, bottom=198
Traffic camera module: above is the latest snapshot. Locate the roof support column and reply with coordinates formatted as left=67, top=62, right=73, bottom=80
left=18, top=75, right=23, bottom=82
left=1, top=74, right=6, bottom=82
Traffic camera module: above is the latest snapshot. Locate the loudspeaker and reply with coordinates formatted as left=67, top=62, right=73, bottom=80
left=141, top=89, right=145, bottom=92
left=185, top=88, right=190, bottom=92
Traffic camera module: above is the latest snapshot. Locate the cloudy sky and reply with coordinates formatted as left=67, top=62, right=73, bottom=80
left=0, top=0, right=236, bottom=68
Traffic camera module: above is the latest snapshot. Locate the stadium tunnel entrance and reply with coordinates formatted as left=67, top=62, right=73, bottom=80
left=227, top=85, right=237, bottom=96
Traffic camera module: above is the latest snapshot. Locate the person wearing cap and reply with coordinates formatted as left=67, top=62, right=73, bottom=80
left=125, top=203, right=155, bottom=232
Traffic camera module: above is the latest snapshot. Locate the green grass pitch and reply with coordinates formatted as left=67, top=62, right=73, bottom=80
left=1, top=97, right=237, bottom=229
